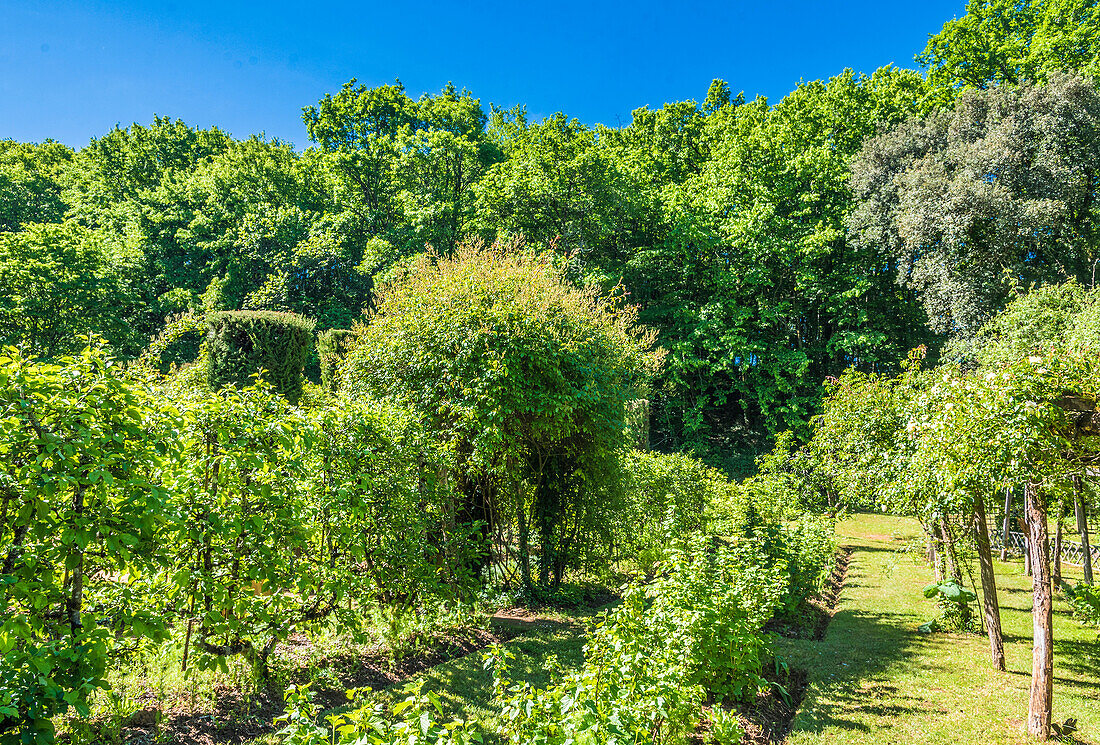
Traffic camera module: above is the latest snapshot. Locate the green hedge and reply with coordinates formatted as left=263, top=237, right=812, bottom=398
left=206, top=311, right=316, bottom=403
left=317, top=328, right=357, bottom=392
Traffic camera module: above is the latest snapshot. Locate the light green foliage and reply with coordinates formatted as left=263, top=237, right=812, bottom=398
left=486, top=535, right=767, bottom=745
left=0, top=222, right=142, bottom=358
left=474, top=110, right=656, bottom=265
left=0, top=140, right=72, bottom=232
left=276, top=681, right=481, bottom=745
left=1064, top=582, right=1100, bottom=627
left=920, top=581, right=980, bottom=633
left=920, top=0, right=1100, bottom=98
left=342, top=242, right=660, bottom=588
left=308, top=401, right=481, bottom=611
left=649, top=67, right=930, bottom=468
left=617, top=450, right=733, bottom=572
left=205, top=310, right=316, bottom=404
left=304, top=80, right=500, bottom=259
left=167, top=383, right=326, bottom=680
left=316, top=328, right=356, bottom=392
left=805, top=362, right=923, bottom=514
left=0, top=346, right=173, bottom=742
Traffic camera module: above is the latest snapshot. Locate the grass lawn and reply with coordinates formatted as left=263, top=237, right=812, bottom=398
left=782, top=512, right=1100, bottom=745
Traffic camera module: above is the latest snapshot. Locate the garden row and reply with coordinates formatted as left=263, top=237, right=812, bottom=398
left=0, top=244, right=835, bottom=744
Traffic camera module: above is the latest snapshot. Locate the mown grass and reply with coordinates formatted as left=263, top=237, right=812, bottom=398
left=782, top=512, right=1100, bottom=745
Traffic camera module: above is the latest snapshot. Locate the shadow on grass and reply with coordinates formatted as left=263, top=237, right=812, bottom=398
left=787, top=607, right=937, bottom=737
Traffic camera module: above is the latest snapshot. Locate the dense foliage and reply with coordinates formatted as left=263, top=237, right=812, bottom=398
left=4, top=3, right=1100, bottom=741
left=342, top=243, right=660, bottom=590
left=205, top=310, right=316, bottom=403
left=10, top=0, right=1100, bottom=467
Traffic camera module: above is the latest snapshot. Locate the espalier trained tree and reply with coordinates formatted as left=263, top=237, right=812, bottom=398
left=0, top=346, right=175, bottom=741
left=798, top=282, right=1100, bottom=740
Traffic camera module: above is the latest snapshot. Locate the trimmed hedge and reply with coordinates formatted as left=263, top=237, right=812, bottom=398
left=317, top=328, right=357, bottom=392
left=206, top=311, right=316, bottom=403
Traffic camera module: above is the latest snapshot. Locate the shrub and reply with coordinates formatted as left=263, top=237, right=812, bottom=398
left=167, top=382, right=321, bottom=682
left=316, top=328, right=356, bottom=392
left=205, top=310, right=315, bottom=403
left=920, top=580, right=980, bottom=633
left=618, top=450, right=736, bottom=573
left=1065, top=582, right=1100, bottom=628
left=342, top=242, right=662, bottom=589
left=774, top=515, right=837, bottom=616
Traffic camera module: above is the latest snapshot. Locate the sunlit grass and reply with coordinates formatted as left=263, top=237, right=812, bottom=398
left=783, top=512, right=1100, bottom=745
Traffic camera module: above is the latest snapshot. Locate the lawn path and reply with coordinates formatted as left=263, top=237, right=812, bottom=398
left=781, top=513, right=1100, bottom=745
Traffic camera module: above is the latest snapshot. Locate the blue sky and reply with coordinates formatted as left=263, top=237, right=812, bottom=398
left=2, top=0, right=962, bottom=150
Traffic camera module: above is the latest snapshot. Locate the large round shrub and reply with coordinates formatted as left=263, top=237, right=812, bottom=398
left=341, top=242, right=661, bottom=587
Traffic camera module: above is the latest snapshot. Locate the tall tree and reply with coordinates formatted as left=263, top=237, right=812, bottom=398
left=850, top=73, right=1100, bottom=341
left=920, top=0, right=1100, bottom=99
left=0, top=140, right=72, bottom=232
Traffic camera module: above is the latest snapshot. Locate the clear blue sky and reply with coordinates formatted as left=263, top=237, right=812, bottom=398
left=2, top=0, right=963, bottom=150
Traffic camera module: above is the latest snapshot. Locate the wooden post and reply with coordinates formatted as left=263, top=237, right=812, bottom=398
left=974, top=494, right=1005, bottom=670
left=1000, top=487, right=1013, bottom=562
left=1026, top=483, right=1053, bottom=741
left=1052, top=510, right=1063, bottom=587
left=1022, top=493, right=1033, bottom=576
left=1075, top=476, right=1093, bottom=584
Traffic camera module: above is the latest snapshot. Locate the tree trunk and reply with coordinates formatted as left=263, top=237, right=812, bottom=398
left=940, top=517, right=963, bottom=585
left=1001, top=487, right=1013, bottom=562
left=1075, top=476, right=1093, bottom=584
left=1026, top=483, right=1053, bottom=741
left=66, top=485, right=88, bottom=637
left=1052, top=511, right=1063, bottom=587
left=974, top=495, right=1005, bottom=671
left=927, top=522, right=944, bottom=582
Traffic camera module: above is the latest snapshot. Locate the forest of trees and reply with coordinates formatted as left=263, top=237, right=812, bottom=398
left=3, top=0, right=1100, bottom=743
left=4, top=0, right=1098, bottom=473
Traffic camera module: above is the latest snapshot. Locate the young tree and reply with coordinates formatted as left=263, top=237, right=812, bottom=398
left=0, top=346, right=174, bottom=741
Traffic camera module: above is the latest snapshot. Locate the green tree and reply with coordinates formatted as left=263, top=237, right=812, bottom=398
left=0, top=222, right=142, bottom=357
left=648, top=67, right=930, bottom=470
left=304, top=80, right=499, bottom=261
left=0, top=346, right=174, bottom=742
left=0, top=140, right=72, bottom=233
left=849, top=73, right=1100, bottom=340
left=920, top=0, right=1100, bottom=99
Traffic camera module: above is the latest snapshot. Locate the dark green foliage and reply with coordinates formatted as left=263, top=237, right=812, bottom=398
left=317, top=328, right=357, bottom=392
left=205, top=310, right=316, bottom=403
left=850, top=74, right=1100, bottom=340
